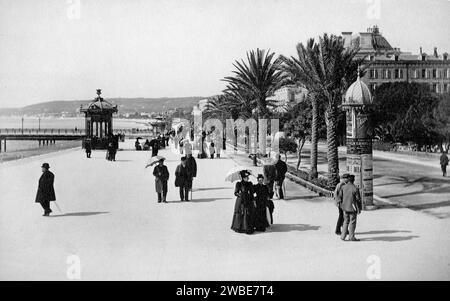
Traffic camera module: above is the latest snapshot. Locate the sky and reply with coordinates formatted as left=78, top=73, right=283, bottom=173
left=0, top=0, right=449, bottom=108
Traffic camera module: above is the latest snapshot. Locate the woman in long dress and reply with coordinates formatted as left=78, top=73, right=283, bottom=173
left=253, top=174, right=270, bottom=231
left=231, top=171, right=255, bottom=234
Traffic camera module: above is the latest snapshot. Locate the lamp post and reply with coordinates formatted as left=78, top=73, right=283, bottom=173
left=21, top=116, right=24, bottom=134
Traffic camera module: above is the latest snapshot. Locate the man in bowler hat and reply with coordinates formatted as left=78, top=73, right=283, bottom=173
left=334, top=173, right=350, bottom=235
left=35, top=163, right=56, bottom=216
left=339, top=174, right=362, bottom=241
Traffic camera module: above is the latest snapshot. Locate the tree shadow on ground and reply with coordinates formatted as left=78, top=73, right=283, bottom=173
left=358, top=235, right=419, bottom=242
left=264, top=223, right=320, bottom=233
left=49, top=211, right=109, bottom=217
left=356, top=230, right=411, bottom=235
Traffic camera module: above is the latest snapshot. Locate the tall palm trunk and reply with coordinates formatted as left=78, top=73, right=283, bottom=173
left=326, top=103, right=340, bottom=187
left=310, top=97, right=318, bottom=179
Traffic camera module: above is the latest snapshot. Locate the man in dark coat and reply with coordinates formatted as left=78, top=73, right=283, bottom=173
left=84, top=140, right=92, bottom=158
left=440, top=151, right=449, bottom=177
left=35, top=163, right=56, bottom=216
left=263, top=163, right=276, bottom=198
left=153, top=159, right=169, bottom=203
left=339, top=175, right=362, bottom=241
left=334, top=173, right=350, bottom=235
left=150, top=138, right=160, bottom=157
left=274, top=155, right=288, bottom=199
left=175, top=156, right=193, bottom=202
left=186, top=153, right=197, bottom=178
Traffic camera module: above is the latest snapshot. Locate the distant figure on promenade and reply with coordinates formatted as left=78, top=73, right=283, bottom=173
left=175, top=156, right=193, bottom=202
left=263, top=162, right=276, bottom=198
left=339, top=175, right=362, bottom=241
left=184, top=139, right=192, bottom=156
left=35, top=163, right=56, bottom=216
left=84, top=140, right=92, bottom=158
left=215, top=138, right=221, bottom=158
left=440, top=151, right=449, bottom=177
left=253, top=174, right=271, bottom=232
left=334, top=173, right=350, bottom=235
left=186, top=153, right=197, bottom=178
left=153, top=158, right=169, bottom=203
left=143, top=139, right=150, bottom=151
left=231, top=171, right=255, bottom=234
left=135, top=138, right=142, bottom=151
left=150, top=138, right=160, bottom=157
left=274, top=155, right=287, bottom=199
left=209, top=142, right=215, bottom=159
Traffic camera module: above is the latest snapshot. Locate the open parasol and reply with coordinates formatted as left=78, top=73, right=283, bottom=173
left=225, top=166, right=254, bottom=182
left=145, top=155, right=166, bottom=168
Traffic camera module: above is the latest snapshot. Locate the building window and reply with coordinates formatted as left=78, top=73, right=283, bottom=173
left=370, top=83, right=377, bottom=92
left=432, top=69, right=437, bottom=78
left=444, top=69, right=450, bottom=79
left=394, top=69, right=404, bottom=79
left=412, top=69, right=418, bottom=79
left=422, top=69, right=427, bottom=78
left=384, top=69, right=391, bottom=79
left=369, top=69, right=378, bottom=79
left=444, top=83, right=449, bottom=93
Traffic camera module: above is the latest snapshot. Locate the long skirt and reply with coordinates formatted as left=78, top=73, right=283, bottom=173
left=231, top=197, right=254, bottom=234
left=254, top=204, right=270, bottom=231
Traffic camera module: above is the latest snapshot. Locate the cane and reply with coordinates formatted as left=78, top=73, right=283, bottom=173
left=283, top=180, right=287, bottom=198
left=54, top=201, right=64, bottom=214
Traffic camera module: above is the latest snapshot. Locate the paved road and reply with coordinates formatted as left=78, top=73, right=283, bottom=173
left=0, top=140, right=449, bottom=280
left=292, top=143, right=450, bottom=219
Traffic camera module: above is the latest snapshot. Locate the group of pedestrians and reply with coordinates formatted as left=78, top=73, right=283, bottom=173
left=152, top=154, right=197, bottom=203
left=262, top=155, right=288, bottom=199
left=231, top=171, right=275, bottom=234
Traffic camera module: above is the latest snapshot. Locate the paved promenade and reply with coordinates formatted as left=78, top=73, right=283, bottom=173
left=0, top=140, right=449, bottom=280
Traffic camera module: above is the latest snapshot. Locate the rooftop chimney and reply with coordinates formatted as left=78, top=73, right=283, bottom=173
left=420, top=47, right=422, bottom=55
left=342, top=32, right=352, bottom=48
left=434, top=47, right=438, bottom=57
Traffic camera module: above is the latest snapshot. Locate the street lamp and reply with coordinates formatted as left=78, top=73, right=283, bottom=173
left=21, top=116, right=24, bottom=134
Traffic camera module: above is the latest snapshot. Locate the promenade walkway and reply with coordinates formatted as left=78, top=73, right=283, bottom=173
left=0, top=140, right=449, bottom=280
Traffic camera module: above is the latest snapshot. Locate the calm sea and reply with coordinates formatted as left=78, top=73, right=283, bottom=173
left=0, top=117, right=152, bottom=153
left=0, top=117, right=151, bottom=130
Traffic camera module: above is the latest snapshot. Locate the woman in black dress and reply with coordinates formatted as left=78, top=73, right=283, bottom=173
left=253, top=174, right=270, bottom=232
left=231, top=171, right=255, bottom=234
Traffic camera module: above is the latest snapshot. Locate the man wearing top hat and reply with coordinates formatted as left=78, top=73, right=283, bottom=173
left=35, top=163, right=56, bottom=216
left=334, top=173, right=350, bottom=235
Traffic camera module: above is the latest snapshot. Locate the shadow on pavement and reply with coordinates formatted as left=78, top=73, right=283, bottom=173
left=356, top=230, right=411, bottom=235
left=189, top=197, right=231, bottom=203
left=49, top=211, right=109, bottom=217
left=359, top=235, right=419, bottom=242
left=192, top=187, right=232, bottom=192
left=266, top=223, right=320, bottom=233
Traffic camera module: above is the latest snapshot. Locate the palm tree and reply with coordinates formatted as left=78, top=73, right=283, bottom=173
left=280, top=35, right=363, bottom=186
left=280, top=39, right=321, bottom=179
left=223, top=48, right=288, bottom=119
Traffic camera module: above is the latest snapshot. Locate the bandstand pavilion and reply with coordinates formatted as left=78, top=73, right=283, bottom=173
left=80, top=89, right=118, bottom=149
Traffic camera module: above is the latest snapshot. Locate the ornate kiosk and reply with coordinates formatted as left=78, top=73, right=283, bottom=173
left=342, top=71, right=376, bottom=210
left=80, top=89, right=118, bottom=149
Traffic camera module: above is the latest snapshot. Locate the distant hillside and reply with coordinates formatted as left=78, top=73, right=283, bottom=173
left=0, top=97, right=206, bottom=116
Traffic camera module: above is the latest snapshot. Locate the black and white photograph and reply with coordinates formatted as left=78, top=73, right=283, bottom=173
left=0, top=0, right=449, bottom=287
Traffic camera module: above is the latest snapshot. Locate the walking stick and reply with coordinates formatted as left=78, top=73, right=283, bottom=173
left=283, top=180, right=287, bottom=198
left=54, top=201, right=63, bottom=214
